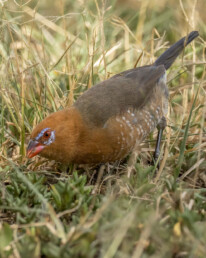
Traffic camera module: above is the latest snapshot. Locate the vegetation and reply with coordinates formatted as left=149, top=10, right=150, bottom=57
left=0, top=0, right=205, bottom=257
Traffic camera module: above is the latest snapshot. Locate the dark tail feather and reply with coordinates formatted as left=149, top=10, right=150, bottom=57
left=154, top=31, right=199, bottom=70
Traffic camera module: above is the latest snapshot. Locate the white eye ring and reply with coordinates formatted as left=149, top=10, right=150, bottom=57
left=35, top=128, right=55, bottom=146
left=35, top=128, right=50, bottom=141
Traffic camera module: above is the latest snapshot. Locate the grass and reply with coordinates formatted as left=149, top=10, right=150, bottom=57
left=0, top=0, right=206, bottom=257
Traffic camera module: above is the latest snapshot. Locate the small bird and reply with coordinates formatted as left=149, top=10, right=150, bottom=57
left=27, top=31, right=199, bottom=164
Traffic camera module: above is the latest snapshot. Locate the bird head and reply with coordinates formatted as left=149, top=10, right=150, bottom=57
left=27, top=127, right=56, bottom=158
left=26, top=108, right=83, bottom=163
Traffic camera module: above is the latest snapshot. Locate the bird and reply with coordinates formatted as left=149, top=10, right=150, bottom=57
left=27, top=31, right=199, bottom=165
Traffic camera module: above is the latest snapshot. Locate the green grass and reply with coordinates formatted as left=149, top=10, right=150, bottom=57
left=0, top=0, right=206, bottom=257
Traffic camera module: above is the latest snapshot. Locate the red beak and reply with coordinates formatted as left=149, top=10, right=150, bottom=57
left=27, top=140, right=45, bottom=158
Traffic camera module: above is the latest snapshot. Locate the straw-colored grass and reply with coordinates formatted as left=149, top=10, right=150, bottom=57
left=0, top=0, right=205, bottom=257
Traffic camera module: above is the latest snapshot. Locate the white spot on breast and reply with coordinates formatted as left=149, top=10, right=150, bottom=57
left=145, top=110, right=150, bottom=116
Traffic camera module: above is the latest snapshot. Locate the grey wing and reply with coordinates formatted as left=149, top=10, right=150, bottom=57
left=74, top=65, right=166, bottom=127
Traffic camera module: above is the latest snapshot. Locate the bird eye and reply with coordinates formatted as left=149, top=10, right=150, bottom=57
left=44, top=131, right=50, bottom=138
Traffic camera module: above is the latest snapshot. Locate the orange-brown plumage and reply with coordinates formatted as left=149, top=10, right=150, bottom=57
left=27, top=31, right=199, bottom=164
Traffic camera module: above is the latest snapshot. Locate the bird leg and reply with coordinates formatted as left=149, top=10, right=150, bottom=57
left=153, top=116, right=167, bottom=167
left=127, top=149, right=139, bottom=177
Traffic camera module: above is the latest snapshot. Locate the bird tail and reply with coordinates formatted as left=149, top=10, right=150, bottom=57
left=154, top=31, right=199, bottom=70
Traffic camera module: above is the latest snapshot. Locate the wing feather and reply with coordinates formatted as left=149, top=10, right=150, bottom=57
left=74, top=65, right=165, bottom=127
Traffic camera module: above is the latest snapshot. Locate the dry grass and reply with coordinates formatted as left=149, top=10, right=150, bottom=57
left=0, top=0, right=206, bottom=257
